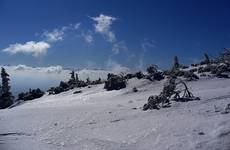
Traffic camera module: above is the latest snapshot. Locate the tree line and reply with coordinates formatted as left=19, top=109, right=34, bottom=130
left=1, top=48, right=230, bottom=109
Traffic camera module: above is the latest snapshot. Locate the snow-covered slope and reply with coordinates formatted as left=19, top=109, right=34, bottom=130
left=0, top=78, right=230, bottom=150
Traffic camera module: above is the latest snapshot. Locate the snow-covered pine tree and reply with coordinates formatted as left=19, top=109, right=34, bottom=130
left=0, top=67, right=13, bottom=109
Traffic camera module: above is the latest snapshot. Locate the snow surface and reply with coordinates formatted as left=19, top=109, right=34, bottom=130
left=0, top=78, right=230, bottom=150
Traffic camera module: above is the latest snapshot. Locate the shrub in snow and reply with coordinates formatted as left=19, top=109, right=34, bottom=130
left=146, top=65, right=164, bottom=81
left=220, top=103, right=230, bottom=114
left=181, top=65, right=189, bottom=69
left=48, top=71, right=104, bottom=95
left=86, top=77, right=91, bottom=85
left=183, top=71, right=199, bottom=81
left=132, top=87, right=138, bottom=92
left=216, top=73, right=229, bottom=78
left=104, top=73, right=127, bottom=91
left=135, top=71, right=145, bottom=79
left=218, top=48, right=230, bottom=63
left=125, top=72, right=145, bottom=80
left=143, top=95, right=161, bottom=110
left=153, top=72, right=164, bottom=81
left=48, top=86, right=64, bottom=95
left=91, top=78, right=103, bottom=85
left=125, top=73, right=135, bottom=79
left=189, top=68, right=198, bottom=72
left=143, top=78, right=199, bottom=111
left=59, top=81, right=69, bottom=90
left=147, top=64, right=158, bottom=74
left=17, top=88, right=44, bottom=101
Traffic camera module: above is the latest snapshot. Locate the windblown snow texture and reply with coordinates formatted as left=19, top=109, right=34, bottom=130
left=0, top=78, right=230, bottom=150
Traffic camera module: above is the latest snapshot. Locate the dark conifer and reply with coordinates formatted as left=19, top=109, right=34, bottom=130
left=173, top=56, right=180, bottom=69
left=70, top=70, right=75, bottom=82
left=0, top=67, right=13, bottom=109
left=204, top=53, right=210, bottom=64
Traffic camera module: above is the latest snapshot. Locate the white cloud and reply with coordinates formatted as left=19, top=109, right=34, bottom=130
left=2, top=41, right=50, bottom=57
left=42, top=66, right=63, bottom=74
left=106, top=59, right=130, bottom=73
left=141, top=39, right=157, bottom=52
left=137, top=39, right=157, bottom=69
left=74, top=23, right=81, bottom=30
left=91, top=14, right=117, bottom=43
left=3, top=22, right=82, bottom=58
left=42, top=29, right=64, bottom=42
left=112, top=41, right=128, bottom=54
left=42, top=23, right=81, bottom=43
left=13, top=64, right=32, bottom=71
left=12, top=64, right=63, bottom=74
left=138, top=56, right=144, bottom=69
left=82, top=31, right=94, bottom=44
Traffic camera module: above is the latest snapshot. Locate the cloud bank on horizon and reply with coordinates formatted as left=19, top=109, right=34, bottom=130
left=1, top=63, right=131, bottom=95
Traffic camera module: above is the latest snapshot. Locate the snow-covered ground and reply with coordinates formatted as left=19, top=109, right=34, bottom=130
left=0, top=78, right=230, bottom=150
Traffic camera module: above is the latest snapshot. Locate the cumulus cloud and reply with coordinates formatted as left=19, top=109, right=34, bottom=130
left=3, top=23, right=81, bottom=57
left=112, top=41, right=128, bottom=54
left=91, top=14, right=117, bottom=43
left=2, top=41, right=50, bottom=57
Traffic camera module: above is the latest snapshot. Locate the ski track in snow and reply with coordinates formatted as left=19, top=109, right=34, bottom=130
left=0, top=78, right=230, bottom=150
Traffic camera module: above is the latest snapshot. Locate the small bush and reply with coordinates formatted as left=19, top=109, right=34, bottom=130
left=17, top=88, right=44, bottom=101
left=135, top=71, right=145, bottom=79
left=184, top=71, right=199, bottom=81
left=104, top=73, right=127, bottom=91
left=146, top=65, right=164, bottom=81
left=132, top=87, right=138, bottom=92
left=125, top=73, right=135, bottom=79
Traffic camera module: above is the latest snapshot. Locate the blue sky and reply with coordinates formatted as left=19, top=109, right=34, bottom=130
left=1, top=0, right=230, bottom=70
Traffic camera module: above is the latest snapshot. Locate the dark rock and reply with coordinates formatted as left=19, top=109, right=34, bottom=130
left=132, top=87, right=138, bottom=92
left=198, top=132, right=205, bottom=135
left=73, top=90, right=82, bottom=94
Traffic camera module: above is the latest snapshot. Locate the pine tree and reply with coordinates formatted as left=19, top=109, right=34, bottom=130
left=75, top=73, right=79, bottom=82
left=173, top=56, right=180, bottom=69
left=0, top=67, right=13, bottom=109
left=204, top=53, right=210, bottom=64
left=68, top=70, right=76, bottom=87
left=70, top=70, right=75, bottom=82
left=86, top=77, right=91, bottom=85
